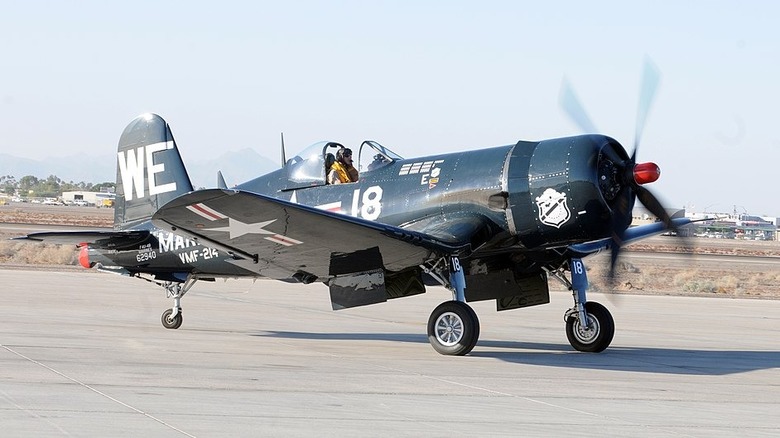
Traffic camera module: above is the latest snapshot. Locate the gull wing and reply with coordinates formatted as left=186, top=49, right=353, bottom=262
left=568, top=218, right=693, bottom=255
left=151, top=189, right=467, bottom=282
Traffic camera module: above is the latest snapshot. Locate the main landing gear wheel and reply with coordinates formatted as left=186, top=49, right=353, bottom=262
left=566, top=301, right=614, bottom=352
left=161, top=308, right=183, bottom=330
left=427, top=301, right=480, bottom=356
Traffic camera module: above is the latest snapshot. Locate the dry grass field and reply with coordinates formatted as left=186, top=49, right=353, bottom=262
left=2, top=203, right=778, bottom=298
left=0, top=204, right=112, bottom=266
left=0, top=204, right=113, bottom=228
left=585, top=251, right=780, bottom=299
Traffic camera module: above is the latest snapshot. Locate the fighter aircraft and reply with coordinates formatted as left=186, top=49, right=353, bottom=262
left=17, top=63, right=690, bottom=356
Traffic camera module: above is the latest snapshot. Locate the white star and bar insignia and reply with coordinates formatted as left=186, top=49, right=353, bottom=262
left=186, top=202, right=303, bottom=246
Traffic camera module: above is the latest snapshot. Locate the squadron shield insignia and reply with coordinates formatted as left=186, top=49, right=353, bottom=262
left=535, top=188, right=571, bottom=228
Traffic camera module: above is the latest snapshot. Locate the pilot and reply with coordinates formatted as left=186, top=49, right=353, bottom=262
left=327, top=147, right=359, bottom=184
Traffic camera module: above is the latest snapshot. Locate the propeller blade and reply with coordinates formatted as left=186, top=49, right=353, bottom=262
left=635, top=185, right=694, bottom=249
left=608, top=186, right=673, bottom=282
left=560, top=60, right=684, bottom=289
left=608, top=229, right=624, bottom=280
left=559, top=78, right=599, bottom=134
left=632, top=57, right=661, bottom=160
left=635, top=185, right=672, bottom=228
left=607, top=190, right=633, bottom=279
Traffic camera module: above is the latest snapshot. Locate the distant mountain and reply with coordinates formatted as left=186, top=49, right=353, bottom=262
left=0, top=149, right=279, bottom=189
left=185, top=148, right=279, bottom=188
left=0, top=152, right=116, bottom=184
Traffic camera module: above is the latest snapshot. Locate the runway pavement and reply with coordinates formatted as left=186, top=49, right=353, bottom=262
left=1, top=268, right=779, bottom=437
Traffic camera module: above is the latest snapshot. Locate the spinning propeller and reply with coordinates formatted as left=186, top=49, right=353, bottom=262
left=560, top=58, right=683, bottom=277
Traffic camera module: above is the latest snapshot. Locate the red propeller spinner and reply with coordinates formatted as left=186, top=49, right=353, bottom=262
left=632, top=162, right=660, bottom=185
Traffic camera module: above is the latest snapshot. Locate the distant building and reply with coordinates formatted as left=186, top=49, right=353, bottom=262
left=632, top=206, right=686, bottom=225
left=62, top=190, right=116, bottom=207
left=620, top=205, right=778, bottom=241
left=684, top=212, right=777, bottom=241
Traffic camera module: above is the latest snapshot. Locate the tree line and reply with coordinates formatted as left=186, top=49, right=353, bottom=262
left=0, top=175, right=115, bottom=198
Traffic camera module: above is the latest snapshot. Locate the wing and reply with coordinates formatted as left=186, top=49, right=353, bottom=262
left=151, top=189, right=468, bottom=282
left=13, top=230, right=151, bottom=250
left=397, top=212, right=492, bottom=248
left=567, top=217, right=693, bottom=255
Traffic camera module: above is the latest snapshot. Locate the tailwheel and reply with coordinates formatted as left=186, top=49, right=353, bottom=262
left=161, top=308, right=183, bottom=330
left=157, top=275, right=196, bottom=330
left=565, top=301, right=614, bottom=352
left=427, top=301, right=480, bottom=356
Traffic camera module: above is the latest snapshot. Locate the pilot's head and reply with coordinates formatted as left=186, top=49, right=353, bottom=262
left=337, top=147, right=353, bottom=164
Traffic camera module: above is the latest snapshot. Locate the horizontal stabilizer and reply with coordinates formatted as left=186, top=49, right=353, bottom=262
left=14, top=230, right=151, bottom=250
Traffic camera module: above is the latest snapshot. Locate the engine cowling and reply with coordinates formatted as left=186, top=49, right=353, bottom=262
left=506, top=135, right=634, bottom=249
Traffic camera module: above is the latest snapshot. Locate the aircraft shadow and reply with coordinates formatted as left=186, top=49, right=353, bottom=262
left=255, top=331, right=780, bottom=376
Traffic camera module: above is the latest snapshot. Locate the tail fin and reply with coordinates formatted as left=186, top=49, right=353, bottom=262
left=114, top=113, right=193, bottom=229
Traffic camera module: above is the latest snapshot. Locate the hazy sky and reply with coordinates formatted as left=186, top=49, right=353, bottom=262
left=2, top=1, right=778, bottom=216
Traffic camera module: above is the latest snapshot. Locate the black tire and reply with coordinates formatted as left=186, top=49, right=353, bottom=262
left=427, top=301, right=480, bottom=356
left=566, top=301, right=614, bottom=352
left=161, top=308, right=183, bottom=330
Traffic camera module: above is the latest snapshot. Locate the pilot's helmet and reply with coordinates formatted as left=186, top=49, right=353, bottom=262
left=337, top=148, right=353, bottom=161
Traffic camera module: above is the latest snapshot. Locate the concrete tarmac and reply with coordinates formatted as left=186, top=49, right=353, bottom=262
left=1, top=269, right=779, bottom=437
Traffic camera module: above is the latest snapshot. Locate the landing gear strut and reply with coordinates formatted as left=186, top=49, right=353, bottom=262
left=421, top=256, right=480, bottom=356
left=548, top=258, right=614, bottom=352
left=160, top=275, right=197, bottom=330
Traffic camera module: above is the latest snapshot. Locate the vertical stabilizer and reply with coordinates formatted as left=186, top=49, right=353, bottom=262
left=114, top=113, right=193, bottom=230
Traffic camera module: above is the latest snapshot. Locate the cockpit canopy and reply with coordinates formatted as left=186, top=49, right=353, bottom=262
left=286, top=140, right=402, bottom=187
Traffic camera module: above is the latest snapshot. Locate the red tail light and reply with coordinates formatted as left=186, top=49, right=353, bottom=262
left=633, top=162, right=660, bottom=185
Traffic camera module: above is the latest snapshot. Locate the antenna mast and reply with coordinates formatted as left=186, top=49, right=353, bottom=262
left=280, top=132, right=287, bottom=168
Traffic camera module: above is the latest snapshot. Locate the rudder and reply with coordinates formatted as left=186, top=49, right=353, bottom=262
left=114, top=113, right=193, bottom=229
